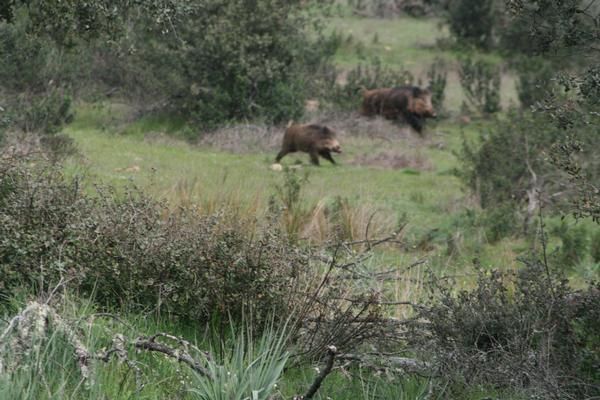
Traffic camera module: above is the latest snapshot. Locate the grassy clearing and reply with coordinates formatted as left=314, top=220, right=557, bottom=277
left=65, top=103, right=465, bottom=242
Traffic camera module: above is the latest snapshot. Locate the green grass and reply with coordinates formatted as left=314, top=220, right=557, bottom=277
left=329, top=16, right=453, bottom=68
left=65, top=107, right=462, bottom=239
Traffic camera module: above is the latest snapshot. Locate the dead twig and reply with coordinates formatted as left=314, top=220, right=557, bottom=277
left=299, top=345, right=338, bottom=400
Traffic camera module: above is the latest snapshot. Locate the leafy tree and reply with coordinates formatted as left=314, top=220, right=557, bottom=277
left=505, top=0, right=600, bottom=222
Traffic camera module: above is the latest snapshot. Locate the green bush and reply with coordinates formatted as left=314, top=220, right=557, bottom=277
left=319, top=58, right=413, bottom=111
left=458, top=56, right=501, bottom=114
left=457, top=110, right=564, bottom=211
left=125, top=0, right=337, bottom=129
left=481, top=202, right=519, bottom=243
left=552, top=221, right=589, bottom=268
left=514, top=56, right=555, bottom=109
left=0, top=159, right=310, bottom=324
left=580, top=65, right=600, bottom=106
left=0, top=6, right=78, bottom=159
left=427, top=58, right=448, bottom=114
left=446, top=0, right=496, bottom=49
left=0, top=158, right=386, bottom=359
left=408, top=262, right=600, bottom=398
left=592, top=229, right=600, bottom=263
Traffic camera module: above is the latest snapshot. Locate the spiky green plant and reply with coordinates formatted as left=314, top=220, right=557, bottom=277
left=190, top=321, right=290, bottom=400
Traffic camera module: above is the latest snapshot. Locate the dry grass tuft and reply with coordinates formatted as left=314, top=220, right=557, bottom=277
left=302, top=197, right=398, bottom=246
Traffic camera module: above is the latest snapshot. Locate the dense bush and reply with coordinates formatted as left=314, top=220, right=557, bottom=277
left=317, top=58, right=413, bottom=111
left=457, top=108, right=599, bottom=232
left=0, top=158, right=387, bottom=360
left=480, top=202, right=519, bottom=243
left=458, top=57, right=501, bottom=115
left=593, top=229, right=600, bottom=263
left=117, top=0, right=337, bottom=129
left=514, top=56, right=555, bottom=109
left=0, top=6, right=81, bottom=158
left=446, top=0, right=496, bottom=49
left=426, top=58, right=447, bottom=113
left=1, top=1, right=338, bottom=133
left=409, top=262, right=600, bottom=399
left=552, top=221, right=589, bottom=268
left=0, top=159, right=310, bottom=323
left=458, top=111, right=559, bottom=210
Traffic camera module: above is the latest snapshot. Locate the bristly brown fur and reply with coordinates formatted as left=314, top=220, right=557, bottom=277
left=359, top=85, right=436, bottom=133
left=275, top=124, right=342, bottom=166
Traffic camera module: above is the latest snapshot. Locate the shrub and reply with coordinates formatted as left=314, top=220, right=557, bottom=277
left=446, top=0, right=496, bottom=49
left=125, top=0, right=337, bottom=129
left=458, top=108, right=599, bottom=230
left=481, top=202, right=519, bottom=243
left=0, top=159, right=309, bottom=324
left=580, top=65, right=600, bottom=106
left=592, top=229, right=600, bottom=263
left=0, top=158, right=388, bottom=360
left=456, top=110, right=562, bottom=210
left=427, top=58, right=448, bottom=113
left=272, top=167, right=312, bottom=242
left=0, top=6, right=77, bottom=158
left=319, top=58, right=413, bottom=111
left=514, top=56, right=555, bottom=109
left=552, top=221, right=589, bottom=268
left=408, top=261, right=600, bottom=399
left=458, top=56, right=501, bottom=114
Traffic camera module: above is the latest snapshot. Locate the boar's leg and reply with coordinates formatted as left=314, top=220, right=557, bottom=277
left=406, top=113, right=424, bottom=133
left=275, top=149, right=288, bottom=162
left=309, top=151, right=320, bottom=165
left=319, top=150, right=336, bottom=164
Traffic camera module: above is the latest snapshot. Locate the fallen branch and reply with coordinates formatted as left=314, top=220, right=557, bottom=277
left=134, top=335, right=211, bottom=378
left=298, top=345, right=337, bottom=400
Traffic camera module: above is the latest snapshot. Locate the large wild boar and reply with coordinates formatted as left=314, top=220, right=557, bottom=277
left=275, top=124, right=342, bottom=166
left=360, top=88, right=393, bottom=117
left=360, top=85, right=436, bottom=133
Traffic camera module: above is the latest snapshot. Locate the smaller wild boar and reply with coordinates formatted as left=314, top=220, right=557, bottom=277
left=275, top=124, right=342, bottom=166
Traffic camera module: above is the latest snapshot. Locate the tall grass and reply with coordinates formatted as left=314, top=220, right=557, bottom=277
left=0, top=296, right=294, bottom=400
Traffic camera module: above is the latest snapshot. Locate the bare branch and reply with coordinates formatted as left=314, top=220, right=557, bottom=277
left=134, top=335, right=211, bottom=378
left=300, top=345, right=338, bottom=400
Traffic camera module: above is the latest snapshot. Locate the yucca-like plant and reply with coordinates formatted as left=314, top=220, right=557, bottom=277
left=190, top=321, right=290, bottom=400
